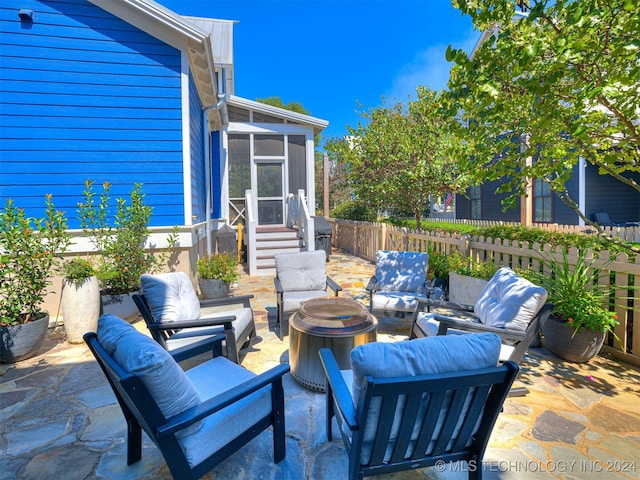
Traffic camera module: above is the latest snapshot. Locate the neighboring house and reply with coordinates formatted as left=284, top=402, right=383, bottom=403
left=1, top=0, right=328, bottom=292
left=453, top=10, right=640, bottom=226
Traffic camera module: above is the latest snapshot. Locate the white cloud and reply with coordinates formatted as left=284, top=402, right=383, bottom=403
left=385, top=33, right=478, bottom=103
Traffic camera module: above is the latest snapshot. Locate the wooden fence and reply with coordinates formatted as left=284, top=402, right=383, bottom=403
left=329, top=219, right=640, bottom=367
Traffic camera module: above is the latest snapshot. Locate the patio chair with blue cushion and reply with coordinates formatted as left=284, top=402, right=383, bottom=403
left=366, top=250, right=430, bottom=318
left=133, top=272, right=257, bottom=364
left=85, top=314, right=289, bottom=480
left=319, top=333, right=519, bottom=480
left=410, top=266, right=551, bottom=396
left=274, top=250, right=342, bottom=326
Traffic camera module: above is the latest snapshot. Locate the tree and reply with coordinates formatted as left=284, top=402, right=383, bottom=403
left=326, top=87, right=463, bottom=230
left=445, top=0, right=640, bottom=225
left=256, top=96, right=311, bottom=115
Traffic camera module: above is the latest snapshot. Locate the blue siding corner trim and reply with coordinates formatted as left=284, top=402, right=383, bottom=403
left=0, top=0, right=186, bottom=228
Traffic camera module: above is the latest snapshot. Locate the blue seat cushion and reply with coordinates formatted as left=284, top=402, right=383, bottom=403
left=374, top=250, right=428, bottom=292
left=180, top=357, right=273, bottom=467
left=97, top=314, right=202, bottom=438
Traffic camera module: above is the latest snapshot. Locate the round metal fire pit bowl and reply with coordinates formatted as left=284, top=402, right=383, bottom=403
left=289, top=297, right=377, bottom=392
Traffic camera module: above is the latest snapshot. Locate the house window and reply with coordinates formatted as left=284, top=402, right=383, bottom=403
left=533, top=178, right=551, bottom=222
left=470, top=186, right=481, bottom=219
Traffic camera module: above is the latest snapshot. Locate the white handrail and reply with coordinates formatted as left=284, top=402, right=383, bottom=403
left=245, top=189, right=258, bottom=275
left=296, top=189, right=314, bottom=251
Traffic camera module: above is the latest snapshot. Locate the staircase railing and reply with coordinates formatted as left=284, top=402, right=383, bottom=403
left=245, top=189, right=258, bottom=275
left=286, top=189, right=315, bottom=252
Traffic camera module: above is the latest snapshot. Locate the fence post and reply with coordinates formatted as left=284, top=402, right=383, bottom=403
left=381, top=223, right=387, bottom=251
left=460, top=234, right=471, bottom=258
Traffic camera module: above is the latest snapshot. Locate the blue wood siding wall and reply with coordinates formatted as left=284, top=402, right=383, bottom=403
left=0, top=0, right=185, bottom=227
left=584, top=163, right=640, bottom=223
left=211, top=131, right=222, bottom=218
left=189, top=76, right=206, bottom=222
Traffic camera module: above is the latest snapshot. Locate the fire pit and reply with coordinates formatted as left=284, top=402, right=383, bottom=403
left=289, top=297, right=377, bottom=391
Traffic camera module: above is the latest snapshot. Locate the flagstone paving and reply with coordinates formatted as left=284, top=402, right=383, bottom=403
left=2, top=249, right=639, bottom=479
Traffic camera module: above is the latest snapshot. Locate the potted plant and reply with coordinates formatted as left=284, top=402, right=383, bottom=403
left=61, top=257, right=100, bottom=343
left=0, top=196, right=71, bottom=362
left=446, top=251, right=498, bottom=305
left=197, top=252, right=239, bottom=298
left=521, top=250, right=620, bottom=363
left=78, top=181, right=176, bottom=321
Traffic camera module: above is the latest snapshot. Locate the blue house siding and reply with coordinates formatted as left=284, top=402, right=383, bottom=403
left=0, top=0, right=186, bottom=227
left=189, top=76, right=206, bottom=223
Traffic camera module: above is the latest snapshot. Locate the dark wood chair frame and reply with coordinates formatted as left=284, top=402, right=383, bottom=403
left=84, top=332, right=289, bottom=480
left=319, top=348, right=519, bottom=480
left=409, top=299, right=553, bottom=396
left=133, top=293, right=257, bottom=364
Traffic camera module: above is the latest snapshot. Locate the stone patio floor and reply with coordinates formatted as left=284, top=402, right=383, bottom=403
left=2, top=249, right=640, bottom=479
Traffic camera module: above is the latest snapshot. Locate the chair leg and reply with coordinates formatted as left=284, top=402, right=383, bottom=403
left=126, top=418, right=142, bottom=465
left=326, top=385, right=334, bottom=441
left=224, top=328, right=240, bottom=364
left=272, top=377, right=286, bottom=463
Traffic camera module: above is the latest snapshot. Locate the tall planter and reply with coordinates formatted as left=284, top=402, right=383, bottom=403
left=542, top=316, right=606, bottom=363
left=0, top=314, right=49, bottom=363
left=62, top=276, right=101, bottom=343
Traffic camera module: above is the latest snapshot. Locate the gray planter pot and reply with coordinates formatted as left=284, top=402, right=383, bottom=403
left=0, top=314, right=49, bottom=363
left=101, top=292, right=140, bottom=322
left=62, top=276, right=101, bottom=343
left=542, top=316, right=606, bottom=363
left=198, top=278, right=229, bottom=299
left=448, top=272, right=488, bottom=306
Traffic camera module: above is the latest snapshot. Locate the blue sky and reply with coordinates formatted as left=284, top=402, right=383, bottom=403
left=157, top=0, right=479, bottom=144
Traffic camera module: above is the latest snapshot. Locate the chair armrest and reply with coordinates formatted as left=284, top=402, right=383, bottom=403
left=418, top=297, right=474, bottom=312
left=326, top=276, right=343, bottom=295
left=199, top=294, right=254, bottom=309
left=147, top=317, right=234, bottom=331
left=169, top=334, right=225, bottom=362
left=434, top=314, right=526, bottom=342
left=274, top=277, right=284, bottom=294
left=157, top=363, right=291, bottom=437
left=319, top=348, right=358, bottom=432
left=365, top=276, right=377, bottom=293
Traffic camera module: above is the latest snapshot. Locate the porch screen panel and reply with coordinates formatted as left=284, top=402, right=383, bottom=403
left=288, top=135, right=306, bottom=194
left=228, top=134, right=251, bottom=225
left=254, top=135, right=284, bottom=156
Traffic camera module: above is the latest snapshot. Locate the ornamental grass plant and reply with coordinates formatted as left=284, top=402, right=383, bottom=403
left=521, top=250, right=619, bottom=335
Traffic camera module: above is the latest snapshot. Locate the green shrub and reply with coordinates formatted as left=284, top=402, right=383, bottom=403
left=330, top=201, right=377, bottom=222
left=197, top=253, right=239, bottom=283
left=62, top=258, right=95, bottom=282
